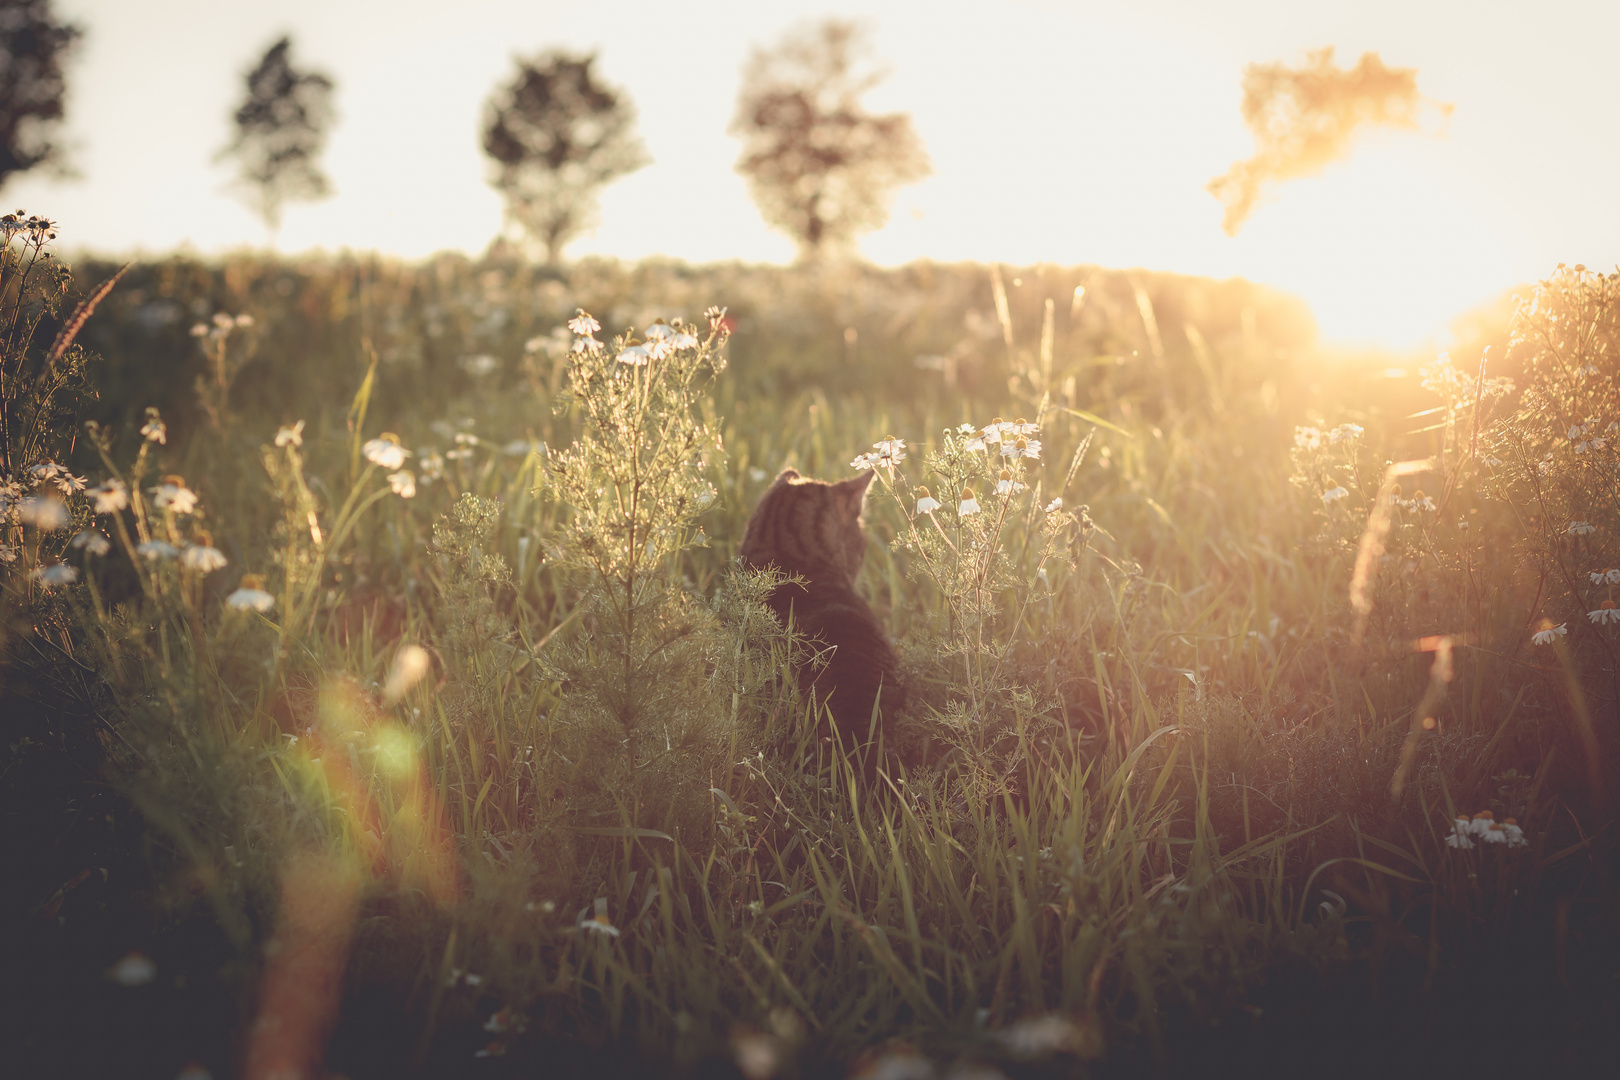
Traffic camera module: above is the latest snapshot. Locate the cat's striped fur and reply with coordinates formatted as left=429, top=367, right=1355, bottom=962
left=739, top=469, right=901, bottom=765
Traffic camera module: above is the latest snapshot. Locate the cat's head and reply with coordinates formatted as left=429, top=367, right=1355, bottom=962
left=740, top=468, right=875, bottom=579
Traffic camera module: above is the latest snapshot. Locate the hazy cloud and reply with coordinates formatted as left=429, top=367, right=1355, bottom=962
left=1209, top=48, right=1445, bottom=236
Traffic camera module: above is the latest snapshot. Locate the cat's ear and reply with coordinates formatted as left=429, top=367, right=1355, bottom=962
left=774, top=468, right=801, bottom=485
left=833, top=470, right=875, bottom=515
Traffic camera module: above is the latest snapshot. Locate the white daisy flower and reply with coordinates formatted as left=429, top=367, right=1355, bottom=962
left=18, top=496, right=69, bottom=530
left=618, top=343, right=651, bottom=366
left=180, top=545, right=227, bottom=573
left=964, top=435, right=987, bottom=452
left=957, top=422, right=977, bottom=435
left=1322, top=486, right=1350, bottom=505
left=1530, top=622, right=1567, bottom=644
left=581, top=914, right=620, bottom=938
left=1328, top=424, right=1364, bottom=444
left=1569, top=520, right=1597, bottom=535
left=362, top=436, right=410, bottom=470
left=137, top=540, right=180, bottom=561
left=140, top=411, right=167, bottom=445
left=914, top=486, right=941, bottom=515
left=1445, top=817, right=1475, bottom=849
left=644, top=321, right=674, bottom=341
left=226, top=576, right=275, bottom=612
left=0, top=543, right=16, bottom=563
left=1007, top=417, right=1040, bottom=437
left=873, top=436, right=906, bottom=458
left=106, top=951, right=157, bottom=986
left=1294, top=427, right=1323, bottom=450
left=980, top=417, right=1006, bottom=445
left=849, top=452, right=879, bottom=471
left=1589, top=603, right=1620, bottom=625
left=672, top=331, right=698, bottom=350
left=91, top=478, right=128, bottom=514
left=647, top=338, right=675, bottom=361
left=995, top=469, right=1025, bottom=496
left=567, top=311, right=601, bottom=336
left=958, top=488, right=980, bottom=516
left=1569, top=424, right=1587, bottom=440
left=71, top=530, right=110, bottom=556
left=1001, top=437, right=1041, bottom=461
left=151, top=480, right=198, bottom=515
left=1045, top=497, right=1063, bottom=513
left=54, top=471, right=88, bottom=496
left=1607, top=569, right=1620, bottom=585
left=275, top=420, right=304, bottom=447
left=32, top=562, right=78, bottom=586
left=388, top=470, right=417, bottom=499
left=572, top=335, right=602, bottom=354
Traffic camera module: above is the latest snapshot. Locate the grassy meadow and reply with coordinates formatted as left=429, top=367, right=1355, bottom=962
left=4, top=232, right=1617, bottom=1078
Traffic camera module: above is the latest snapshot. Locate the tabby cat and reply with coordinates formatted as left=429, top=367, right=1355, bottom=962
left=739, top=468, right=902, bottom=769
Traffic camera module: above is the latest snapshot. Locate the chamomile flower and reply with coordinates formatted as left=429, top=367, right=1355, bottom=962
left=1481, top=821, right=1527, bottom=846
left=1589, top=601, right=1620, bottom=625
left=1588, top=568, right=1620, bottom=584
left=581, top=913, right=620, bottom=938
left=644, top=321, right=674, bottom=341
left=226, top=575, right=275, bottom=612
left=0, top=543, right=15, bottom=563
left=995, top=469, right=1025, bottom=495
left=362, top=435, right=410, bottom=470
left=567, top=310, right=601, bottom=336
left=150, top=478, right=198, bottom=515
left=71, top=530, right=110, bottom=556
left=1045, top=496, right=1064, bottom=513
left=1569, top=520, right=1597, bottom=535
left=137, top=540, right=180, bottom=561
left=91, top=478, right=128, bottom=514
left=1445, top=817, right=1475, bottom=849
left=914, top=486, right=941, bottom=514
left=618, top=342, right=651, bottom=366
left=1407, top=490, right=1436, bottom=512
left=387, top=470, right=417, bottom=498
left=17, top=496, right=68, bottom=529
left=1006, top=417, right=1040, bottom=437
left=274, top=420, right=304, bottom=447
left=872, top=436, right=906, bottom=459
left=32, top=562, right=78, bottom=586
left=180, top=544, right=227, bottom=573
left=1328, top=424, right=1364, bottom=444
left=1322, top=486, right=1350, bottom=506
left=980, top=417, right=1006, bottom=445
left=572, top=335, right=602, bottom=354
left=140, top=409, right=167, bottom=444
left=849, top=452, right=879, bottom=471
left=1530, top=621, right=1567, bottom=645
left=958, top=487, right=980, bottom=516
left=671, top=330, right=698, bottom=350
left=1001, top=436, right=1041, bottom=461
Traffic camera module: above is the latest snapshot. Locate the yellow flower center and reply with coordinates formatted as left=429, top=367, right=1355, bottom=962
left=961, top=487, right=974, bottom=500
left=999, top=470, right=1012, bottom=482
left=916, top=486, right=931, bottom=498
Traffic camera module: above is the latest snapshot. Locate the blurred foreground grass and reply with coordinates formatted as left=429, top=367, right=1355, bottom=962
left=3, top=247, right=1615, bottom=1079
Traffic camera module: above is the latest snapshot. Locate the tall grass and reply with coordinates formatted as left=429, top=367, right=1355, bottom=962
left=4, top=233, right=1616, bottom=1077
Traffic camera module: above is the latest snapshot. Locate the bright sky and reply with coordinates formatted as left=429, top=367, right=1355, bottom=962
left=8, top=0, right=1619, bottom=349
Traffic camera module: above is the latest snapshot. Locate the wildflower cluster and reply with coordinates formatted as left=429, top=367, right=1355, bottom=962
left=1475, top=266, right=1620, bottom=659
left=874, top=416, right=1095, bottom=736
left=1444, top=810, right=1528, bottom=849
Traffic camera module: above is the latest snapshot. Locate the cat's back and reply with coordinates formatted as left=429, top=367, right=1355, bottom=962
left=740, top=468, right=902, bottom=750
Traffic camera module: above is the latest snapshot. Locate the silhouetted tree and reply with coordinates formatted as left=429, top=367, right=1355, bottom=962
left=482, top=51, right=648, bottom=266
left=1209, top=48, right=1441, bottom=236
left=218, top=36, right=335, bottom=239
left=732, top=21, right=929, bottom=262
left=0, top=0, right=82, bottom=192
